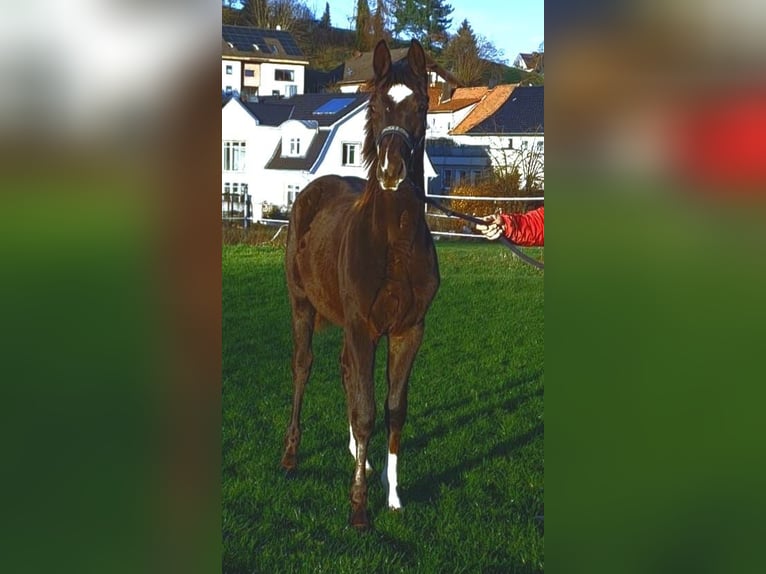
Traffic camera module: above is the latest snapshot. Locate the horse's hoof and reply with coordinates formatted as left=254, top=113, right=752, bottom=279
left=349, top=508, right=371, bottom=531
left=280, top=453, right=297, bottom=474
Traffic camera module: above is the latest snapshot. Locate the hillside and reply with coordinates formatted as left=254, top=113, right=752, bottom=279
left=292, top=26, right=540, bottom=87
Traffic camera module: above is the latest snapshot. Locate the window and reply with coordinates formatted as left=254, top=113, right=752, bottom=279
left=443, top=169, right=453, bottom=189
left=508, top=138, right=514, bottom=149
left=289, top=138, right=301, bottom=156
left=225, top=86, right=233, bottom=95
left=457, top=169, right=467, bottom=184
left=342, top=143, right=361, bottom=166
left=520, top=140, right=529, bottom=151
left=286, top=84, right=297, bottom=97
left=286, top=184, right=301, bottom=208
left=471, top=170, right=482, bottom=185
left=225, top=64, right=232, bottom=75
left=223, top=141, right=246, bottom=171
left=275, top=69, right=294, bottom=82
left=244, top=69, right=254, bottom=77
left=536, top=141, right=544, bottom=153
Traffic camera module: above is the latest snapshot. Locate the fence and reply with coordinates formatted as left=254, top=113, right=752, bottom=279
left=225, top=191, right=543, bottom=241
left=222, top=191, right=255, bottom=228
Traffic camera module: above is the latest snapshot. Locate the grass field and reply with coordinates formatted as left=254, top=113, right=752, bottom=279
left=223, top=241, right=544, bottom=573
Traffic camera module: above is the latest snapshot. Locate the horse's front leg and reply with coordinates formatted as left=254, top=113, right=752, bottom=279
left=341, top=325, right=377, bottom=530
left=383, top=322, right=424, bottom=510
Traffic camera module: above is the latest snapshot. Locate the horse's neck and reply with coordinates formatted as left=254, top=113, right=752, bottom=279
left=362, top=182, right=425, bottom=240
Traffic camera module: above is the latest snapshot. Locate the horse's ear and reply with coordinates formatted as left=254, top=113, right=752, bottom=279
left=407, top=39, right=427, bottom=79
left=372, top=39, right=392, bottom=84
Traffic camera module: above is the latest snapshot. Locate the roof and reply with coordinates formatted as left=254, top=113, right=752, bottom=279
left=240, top=92, right=369, bottom=128
left=452, top=87, right=490, bottom=100
left=338, top=48, right=410, bottom=85
left=222, top=25, right=307, bottom=62
left=241, top=101, right=294, bottom=126
left=450, top=84, right=517, bottom=134
left=265, top=131, right=331, bottom=171
left=468, top=86, right=544, bottom=134
left=337, top=46, right=464, bottom=88
left=516, top=52, right=544, bottom=72
left=427, top=85, right=488, bottom=112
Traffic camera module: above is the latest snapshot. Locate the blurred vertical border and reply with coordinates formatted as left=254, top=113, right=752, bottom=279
left=547, top=1, right=766, bottom=573
left=0, top=2, right=221, bottom=573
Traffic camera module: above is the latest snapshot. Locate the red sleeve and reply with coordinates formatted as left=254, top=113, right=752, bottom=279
left=500, top=206, right=544, bottom=246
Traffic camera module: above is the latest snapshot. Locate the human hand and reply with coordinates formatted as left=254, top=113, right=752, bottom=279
left=475, top=213, right=504, bottom=241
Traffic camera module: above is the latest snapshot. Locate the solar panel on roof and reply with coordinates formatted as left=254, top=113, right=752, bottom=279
left=222, top=26, right=304, bottom=57
left=313, top=98, right=355, bottom=115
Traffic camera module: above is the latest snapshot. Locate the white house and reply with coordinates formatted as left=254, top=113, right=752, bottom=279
left=426, top=84, right=544, bottom=193
left=512, top=52, right=544, bottom=74
left=222, top=25, right=309, bottom=99
left=221, top=93, right=438, bottom=221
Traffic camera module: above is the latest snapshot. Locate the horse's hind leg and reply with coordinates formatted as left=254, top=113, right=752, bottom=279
left=382, top=322, right=424, bottom=510
left=341, top=326, right=377, bottom=529
left=280, top=297, right=316, bottom=473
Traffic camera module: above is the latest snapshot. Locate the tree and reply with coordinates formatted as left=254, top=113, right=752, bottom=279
left=355, top=0, right=375, bottom=52
left=391, top=0, right=453, bottom=52
left=441, top=20, right=504, bottom=86
left=372, top=0, right=392, bottom=44
left=234, top=0, right=312, bottom=30
left=441, top=20, right=483, bottom=86
left=240, top=0, right=268, bottom=26
left=320, top=2, right=331, bottom=28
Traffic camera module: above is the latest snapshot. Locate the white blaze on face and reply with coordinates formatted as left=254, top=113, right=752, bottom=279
left=348, top=424, right=372, bottom=472
left=389, top=85, right=413, bottom=103
left=382, top=452, right=402, bottom=510
left=381, top=145, right=390, bottom=173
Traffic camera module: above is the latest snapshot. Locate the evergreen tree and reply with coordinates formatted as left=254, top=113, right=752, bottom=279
left=441, top=19, right=483, bottom=86
left=320, top=2, right=331, bottom=28
left=392, top=0, right=452, bottom=52
left=372, top=0, right=392, bottom=44
left=355, top=0, right=375, bottom=52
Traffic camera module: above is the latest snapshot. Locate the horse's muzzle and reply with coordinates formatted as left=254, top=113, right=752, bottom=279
left=376, top=143, right=407, bottom=190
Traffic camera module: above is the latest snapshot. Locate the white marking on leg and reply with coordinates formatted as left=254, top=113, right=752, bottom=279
left=348, top=424, right=372, bottom=472
left=381, top=452, right=402, bottom=510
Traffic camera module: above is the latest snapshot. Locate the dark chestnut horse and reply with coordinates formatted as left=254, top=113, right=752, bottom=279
left=280, top=39, right=440, bottom=530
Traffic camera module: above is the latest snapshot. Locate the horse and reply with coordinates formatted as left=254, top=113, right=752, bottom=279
left=280, top=39, right=440, bottom=530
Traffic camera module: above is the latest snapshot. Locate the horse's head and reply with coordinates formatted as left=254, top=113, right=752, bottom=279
left=365, top=39, right=429, bottom=192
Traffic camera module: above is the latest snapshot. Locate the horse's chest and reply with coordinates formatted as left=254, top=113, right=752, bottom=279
left=368, top=243, right=438, bottom=334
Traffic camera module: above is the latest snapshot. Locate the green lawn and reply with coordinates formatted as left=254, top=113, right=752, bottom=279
left=223, top=242, right=544, bottom=573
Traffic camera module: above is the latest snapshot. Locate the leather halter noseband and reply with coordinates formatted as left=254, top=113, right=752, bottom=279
left=376, top=125, right=421, bottom=168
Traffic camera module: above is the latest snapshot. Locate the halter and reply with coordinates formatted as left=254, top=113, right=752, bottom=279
left=375, top=126, right=420, bottom=163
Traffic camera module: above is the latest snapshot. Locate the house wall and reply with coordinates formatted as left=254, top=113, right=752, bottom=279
left=427, top=107, right=474, bottom=138
left=222, top=99, right=284, bottom=211
left=259, top=62, right=305, bottom=97
left=222, top=59, right=241, bottom=95
left=450, top=133, right=545, bottom=190
left=279, top=120, right=318, bottom=158
left=312, top=111, right=368, bottom=179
